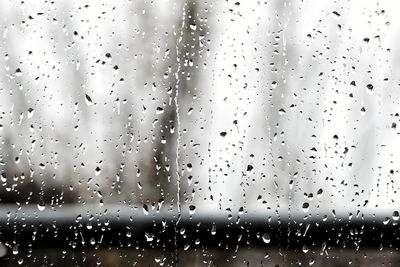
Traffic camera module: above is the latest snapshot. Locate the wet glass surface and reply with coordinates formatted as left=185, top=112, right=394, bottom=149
left=1, top=0, right=400, bottom=266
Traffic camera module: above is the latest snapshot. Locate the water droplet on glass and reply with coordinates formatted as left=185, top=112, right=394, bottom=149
left=85, top=94, right=93, bottom=106
left=189, top=205, right=196, bottom=215
left=12, top=245, right=18, bottom=255
left=302, top=202, right=310, bottom=212
left=0, top=243, right=7, bottom=258
left=247, top=164, right=254, bottom=174
left=15, top=68, right=22, bottom=76
left=392, top=211, right=399, bottom=221
left=211, top=224, right=216, bottom=235
left=95, top=166, right=101, bottom=175
left=27, top=108, right=35, bottom=118
left=143, top=204, right=149, bottom=215
left=262, top=233, right=271, bottom=244
left=366, top=84, right=374, bottom=94
left=383, top=217, right=390, bottom=225
left=145, top=232, right=154, bottom=242
left=189, top=23, right=197, bottom=30
left=186, top=163, right=193, bottom=172
left=156, top=107, right=164, bottom=114
left=317, top=188, right=323, bottom=197
left=37, top=202, right=45, bottom=211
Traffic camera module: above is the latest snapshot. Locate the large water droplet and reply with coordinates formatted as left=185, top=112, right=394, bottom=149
left=302, top=202, right=310, bottom=212
left=189, top=23, right=197, bottom=30
left=189, top=205, right=196, bottom=215
left=37, top=202, right=45, bottom=211
left=0, top=243, right=7, bottom=258
left=145, top=232, right=154, bottom=241
left=392, top=211, right=399, bottom=221
left=12, top=245, right=18, bottom=255
left=27, top=108, right=35, bottom=118
left=15, top=68, right=22, bottom=77
left=85, top=94, right=93, bottom=106
left=211, top=224, right=216, bottom=235
left=262, top=233, right=271, bottom=244
left=317, top=188, right=323, bottom=197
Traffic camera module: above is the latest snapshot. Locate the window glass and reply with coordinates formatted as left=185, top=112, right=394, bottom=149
left=0, top=0, right=399, bottom=266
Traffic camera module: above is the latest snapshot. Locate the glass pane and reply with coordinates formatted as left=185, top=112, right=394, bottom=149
left=0, top=0, right=399, bottom=266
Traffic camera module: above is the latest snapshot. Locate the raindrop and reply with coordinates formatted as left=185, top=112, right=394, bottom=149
left=15, top=68, right=22, bottom=76
left=189, top=23, right=197, bottom=30
left=85, top=94, right=93, bottom=106
left=143, top=204, right=149, bottom=215
left=156, top=107, right=164, bottom=114
left=37, top=201, right=45, bottom=211
left=211, top=224, right=216, bottom=235
left=186, top=163, right=193, bottom=172
left=27, top=108, right=35, bottom=118
left=247, top=164, right=254, bottom=173
left=189, top=205, right=196, bottom=215
left=145, top=232, right=154, bottom=241
left=262, top=233, right=271, bottom=244
left=366, top=84, right=374, bottom=94
left=95, top=166, right=101, bottom=175
left=392, top=211, right=399, bottom=221
left=278, top=108, right=286, bottom=115
left=383, top=217, right=390, bottom=225
left=317, top=188, right=323, bottom=197
left=12, top=245, right=18, bottom=255
left=302, top=202, right=310, bottom=212
left=0, top=243, right=7, bottom=258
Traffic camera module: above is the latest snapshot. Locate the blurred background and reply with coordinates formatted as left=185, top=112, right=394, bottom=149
left=1, top=0, right=400, bottom=265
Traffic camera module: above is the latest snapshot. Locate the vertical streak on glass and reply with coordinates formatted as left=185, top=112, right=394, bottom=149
left=281, top=2, right=291, bottom=262
left=174, top=1, right=187, bottom=265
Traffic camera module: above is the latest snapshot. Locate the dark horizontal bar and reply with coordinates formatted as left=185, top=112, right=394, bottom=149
left=0, top=205, right=398, bottom=252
